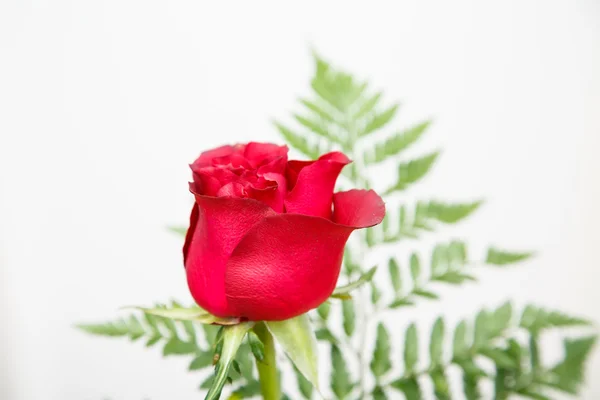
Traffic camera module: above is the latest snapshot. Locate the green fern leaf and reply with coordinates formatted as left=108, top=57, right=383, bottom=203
left=486, top=247, right=533, bottom=265
left=163, top=338, right=197, bottom=356
left=189, top=352, right=214, bottom=370
left=409, top=253, right=421, bottom=284
left=294, top=364, right=313, bottom=399
left=404, top=323, right=419, bottom=373
left=390, top=377, right=422, bottom=400
left=430, top=369, right=451, bottom=400
left=429, top=318, right=445, bottom=366
left=330, top=345, right=353, bottom=399
left=273, top=121, right=320, bottom=159
left=426, top=200, right=483, bottom=223
left=364, top=120, right=431, bottom=164
left=520, top=305, right=591, bottom=333
left=342, top=299, right=356, bottom=336
left=385, top=152, right=440, bottom=194
left=370, top=323, right=392, bottom=377
left=293, top=113, right=343, bottom=146
left=76, top=318, right=144, bottom=338
left=299, top=98, right=337, bottom=123
left=388, top=258, right=402, bottom=293
left=549, top=336, right=597, bottom=394
left=354, top=91, right=382, bottom=119
left=360, top=104, right=399, bottom=137
left=452, top=320, right=469, bottom=358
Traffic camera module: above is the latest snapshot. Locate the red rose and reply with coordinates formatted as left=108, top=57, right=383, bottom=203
left=184, top=142, right=385, bottom=321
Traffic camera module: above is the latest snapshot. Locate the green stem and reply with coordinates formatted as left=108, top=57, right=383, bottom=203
left=253, top=322, right=280, bottom=400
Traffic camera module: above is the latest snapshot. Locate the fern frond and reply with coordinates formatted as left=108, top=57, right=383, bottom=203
left=363, top=120, right=431, bottom=165
left=387, top=306, right=594, bottom=400
left=376, top=200, right=481, bottom=245
left=384, top=152, right=440, bottom=194
left=520, top=305, right=592, bottom=333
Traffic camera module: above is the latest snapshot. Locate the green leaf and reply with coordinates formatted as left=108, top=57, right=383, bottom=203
left=426, top=200, right=482, bottom=224
left=386, top=151, right=440, bottom=194
left=490, top=301, right=513, bottom=336
left=413, top=289, right=439, bottom=300
left=520, top=305, right=592, bottom=333
left=230, top=380, right=261, bottom=398
left=452, top=320, right=469, bottom=358
left=371, top=281, right=382, bottom=304
left=317, top=301, right=331, bottom=320
left=430, top=244, right=448, bottom=277
left=550, top=336, right=597, bottom=394
left=517, top=391, right=551, bottom=400
left=429, top=318, right=445, bottom=366
left=299, top=98, right=336, bottom=123
left=167, top=225, right=187, bottom=236
left=409, top=253, right=421, bottom=284
left=295, top=365, right=313, bottom=399
left=204, top=322, right=253, bottom=400
left=76, top=318, right=144, bottom=338
left=189, top=352, right=214, bottom=370
left=364, top=120, right=431, bottom=164
left=266, top=314, right=319, bottom=392
left=163, top=338, right=196, bottom=356
left=332, top=266, right=377, bottom=298
left=372, top=386, right=387, bottom=400
left=247, top=331, right=265, bottom=362
left=390, top=377, right=421, bottom=400
left=145, top=335, right=161, bottom=347
left=331, top=345, right=353, bottom=399
left=430, top=369, right=451, bottom=400
left=404, top=323, right=419, bottom=373
left=485, top=247, right=533, bottom=265
left=479, top=348, right=518, bottom=369
left=293, top=113, right=341, bottom=146
left=203, top=325, right=221, bottom=346
left=273, top=121, right=319, bottom=159
left=129, top=304, right=240, bottom=326
left=473, top=310, right=490, bottom=349
left=342, top=299, right=356, bottom=336
left=388, top=258, right=402, bottom=293
left=360, top=104, right=399, bottom=137
left=433, top=271, right=476, bottom=285
left=463, top=372, right=481, bottom=400
left=370, top=323, right=392, bottom=377
left=389, top=298, right=415, bottom=309
left=315, top=328, right=338, bottom=344
left=354, top=91, right=382, bottom=119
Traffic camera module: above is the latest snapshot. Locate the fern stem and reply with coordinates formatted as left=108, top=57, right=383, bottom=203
left=253, top=322, right=280, bottom=400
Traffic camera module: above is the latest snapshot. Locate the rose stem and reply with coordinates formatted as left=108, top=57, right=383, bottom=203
left=253, top=322, right=280, bottom=400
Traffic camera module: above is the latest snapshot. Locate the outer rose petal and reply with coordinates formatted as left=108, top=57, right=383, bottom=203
left=224, top=189, right=384, bottom=321
left=184, top=194, right=276, bottom=317
left=284, top=152, right=351, bottom=218
left=332, top=189, right=386, bottom=227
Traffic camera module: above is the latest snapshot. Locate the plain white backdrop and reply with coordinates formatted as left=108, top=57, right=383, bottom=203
left=1, top=1, right=599, bottom=399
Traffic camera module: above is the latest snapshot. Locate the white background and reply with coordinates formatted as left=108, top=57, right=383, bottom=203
left=1, top=1, right=599, bottom=399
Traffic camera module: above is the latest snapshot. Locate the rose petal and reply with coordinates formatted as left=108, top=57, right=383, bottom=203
left=244, top=142, right=288, bottom=167
left=184, top=194, right=276, bottom=317
left=332, top=189, right=386, bottom=228
left=284, top=152, right=351, bottom=218
left=192, top=145, right=238, bottom=169
left=224, top=214, right=355, bottom=320
left=191, top=167, right=239, bottom=196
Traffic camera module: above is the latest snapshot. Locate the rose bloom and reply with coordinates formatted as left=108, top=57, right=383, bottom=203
left=184, top=142, right=385, bottom=321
